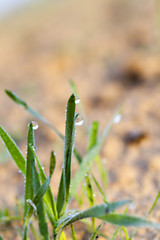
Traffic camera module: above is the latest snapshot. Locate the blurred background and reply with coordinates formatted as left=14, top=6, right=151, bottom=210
left=0, top=0, right=160, bottom=239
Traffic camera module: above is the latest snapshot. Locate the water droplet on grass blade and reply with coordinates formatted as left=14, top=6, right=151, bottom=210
left=113, top=114, right=122, bottom=124
left=75, top=115, right=83, bottom=126
left=32, top=121, right=39, bottom=130
left=74, top=95, right=80, bottom=104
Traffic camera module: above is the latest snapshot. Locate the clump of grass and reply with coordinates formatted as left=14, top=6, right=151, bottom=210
left=0, top=88, right=160, bottom=239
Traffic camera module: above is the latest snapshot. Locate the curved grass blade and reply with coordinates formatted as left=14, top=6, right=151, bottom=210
left=98, top=213, right=160, bottom=230
left=56, top=94, right=76, bottom=216
left=0, top=126, right=25, bottom=175
left=5, top=89, right=83, bottom=164
left=56, top=200, right=131, bottom=238
left=5, top=90, right=63, bottom=139
left=70, top=107, right=121, bottom=197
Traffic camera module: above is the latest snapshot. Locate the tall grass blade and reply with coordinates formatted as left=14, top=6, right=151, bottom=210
left=0, top=126, right=25, bottom=175
left=56, top=94, right=76, bottom=216
left=23, top=123, right=49, bottom=240
left=70, top=107, right=121, bottom=197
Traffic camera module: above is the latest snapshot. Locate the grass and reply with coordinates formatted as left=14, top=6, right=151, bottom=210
left=0, top=85, right=160, bottom=239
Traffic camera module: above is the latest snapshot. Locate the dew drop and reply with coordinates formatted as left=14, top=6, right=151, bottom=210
left=93, top=193, right=96, bottom=197
left=74, top=95, right=80, bottom=104
left=113, top=114, right=122, bottom=124
left=18, top=170, right=22, bottom=174
left=75, top=115, right=83, bottom=126
left=32, top=121, right=39, bottom=130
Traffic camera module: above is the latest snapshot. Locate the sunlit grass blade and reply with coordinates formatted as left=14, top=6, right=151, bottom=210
left=70, top=107, right=121, bottom=197
left=0, top=126, right=25, bottom=175
left=85, top=175, right=95, bottom=231
left=56, top=200, right=131, bottom=239
left=56, top=94, right=76, bottom=217
left=122, top=226, right=129, bottom=240
left=90, top=222, right=103, bottom=240
left=5, top=89, right=82, bottom=164
left=71, top=224, right=78, bottom=240
left=87, top=121, right=98, bottom=151
left=98, top=214, right=160, bottom=229
left=91, top=173, right=107, bottom=203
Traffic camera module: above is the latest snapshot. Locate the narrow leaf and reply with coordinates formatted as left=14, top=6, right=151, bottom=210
left=56, top=94, right=76, bottom=216
left=71, top=224, right=78, bottom=240
left=90, top=223, right=103, bottom=240
left=50, top=151, right=56, bottom=177
left=98, top=213, right=160, bottom=230
left=56, top=200, right=131, bottom=237
left=0, top=126, right=25, bottom=175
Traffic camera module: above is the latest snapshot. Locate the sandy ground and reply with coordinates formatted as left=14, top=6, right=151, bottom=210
left=0, top=0, right=160, bottom=239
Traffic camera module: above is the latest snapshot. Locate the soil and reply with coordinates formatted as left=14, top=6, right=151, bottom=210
left=0, top=0, right=160, bottom=239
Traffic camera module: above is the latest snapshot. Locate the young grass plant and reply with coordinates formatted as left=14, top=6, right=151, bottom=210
left=0, top=90, right=160, bottom=239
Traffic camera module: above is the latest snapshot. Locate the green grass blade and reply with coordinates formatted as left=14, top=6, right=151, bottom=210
left=24, top=122, right=34, bottom=219
left=5, top=89, right=82, bottom=164
left=5, top=90, right=64, bottom=139
left=56, top=94, right=76, bottom=216
left=23, top=123, right=49, bottom=240
left=56, top=200, right=131, bottom=238
left=85, top=175, right=95, bottom=231
left=70, top=107, right=121, bottom=197
left=91, top=173, right=107, bottom=203
left=23, top=122, right=35, bottom=239
left=90, top=223, right=103, bottom=240
left=87, top=121, right=98, bottom=151
left=71, top=224, right=78, bottom=240
left=32, top=148, right=57, bottom=222
left=50, top=151, right=56, bottom=177
left=0, top=126, right=25, bottom=175
left=98, top=213, right=160, bottom=230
